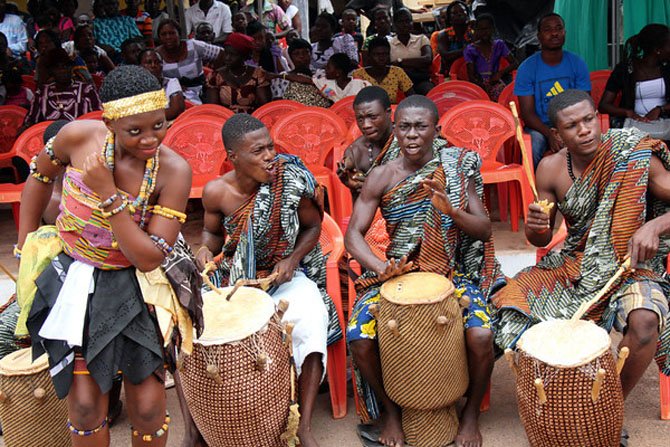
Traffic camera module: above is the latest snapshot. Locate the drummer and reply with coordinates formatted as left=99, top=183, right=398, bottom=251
left=15, top=65, right=199, bottom=447
left=493, top=89, right=670, bottom=443
left=345, top=95, right=505, bottom=447
left=193, top=114, right=337, bottom=447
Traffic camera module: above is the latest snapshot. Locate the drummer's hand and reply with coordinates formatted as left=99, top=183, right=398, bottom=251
left=195, top=246, right=213, bottom=271
left=628, top=221, right=661, bottom=267
left=272, top=257, right=298, bottom=286
left=526, top=203, right=550, bottom=234
left=376, top=255, right=414, bottom=282
left=422, top=178, right=452, bottom=215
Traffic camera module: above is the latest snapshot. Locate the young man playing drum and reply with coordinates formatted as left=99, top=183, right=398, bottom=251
left=190, top=114, right=339, bottom=447
left=494, top=89, right=670, bottom=444
left=345, top=95, right=505, bottom=447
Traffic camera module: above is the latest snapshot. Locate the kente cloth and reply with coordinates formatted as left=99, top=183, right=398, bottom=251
left=350, top=145, right=505, bottom=423
left=211, top=154, right=342, bottom=345
left=363, top=135, right=447, bottom=178
left=0, top=297, right=21, bottom=360
left=493, top=128, right=670, bottom=376
left=56, top=167, right=149, bottom=270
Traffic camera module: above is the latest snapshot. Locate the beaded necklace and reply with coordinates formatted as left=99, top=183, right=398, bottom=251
left=102, top=131, right=160, bottom=230
left=566, top=151, right=577, bottom=182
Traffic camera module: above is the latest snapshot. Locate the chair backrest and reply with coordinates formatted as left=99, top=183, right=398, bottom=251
left=329, top=96, right=357, bottom=129
left=76, top=110, right=104, bottom=120
left=365, top=209, right=390, bottom=261
left=589, top=70, right=613, bottom=107
left=270, top=108, right=348, bottom=166
left=21, top=75, right=36, bottom=93
left=0, top=105, right=28, bottom=154
left=162, top=117, right=230, bottom=189
left=251, top=99, right=305, bottom=130
left=426, top=80, right=489, bottom=117
left=12, top=121, right=54, bottom=164
left=176, top=104, right=235, bottom=124
left=497, top=81, right=518, bottom=109
left=439, top=100, right=516, bottom=162
left=319, top=212, right=344, bottom=262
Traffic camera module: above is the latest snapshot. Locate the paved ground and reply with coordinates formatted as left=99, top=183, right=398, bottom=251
left=0, top=207, right=668, bottom=446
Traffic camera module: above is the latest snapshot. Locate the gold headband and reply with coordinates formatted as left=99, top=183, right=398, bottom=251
left=102, top=90, right=168, bottom=120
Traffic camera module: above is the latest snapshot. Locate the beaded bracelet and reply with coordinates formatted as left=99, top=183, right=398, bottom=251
left=152, top=205, right=187, bottom=224
left=29, top=156, right=54, bottom=184
left=66, top=417, right=108, bottom=436
left=101, top=199, right=128, bottom=218
left=131, top=412, right=170, bottom=442
left=97, top=193, right=119, bottom=210
left=150, top=235, right=173, bottom=257
left=13, top=244, right=21, bottom=260
left=43, top=136, right=65, bottom=166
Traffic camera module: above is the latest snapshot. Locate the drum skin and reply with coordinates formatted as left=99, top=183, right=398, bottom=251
left=181, top=314, right=291, bottom=447
left=377, top=274, right=469, bottom=410
left=515, top=345, right=624, bottom=447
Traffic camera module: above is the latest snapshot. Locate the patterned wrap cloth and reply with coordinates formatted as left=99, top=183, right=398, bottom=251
left=493, top=128, right=670, bottom=376
left=347, top=145, right=505, bottom=422
left=211, top=154, right=342, bottom=345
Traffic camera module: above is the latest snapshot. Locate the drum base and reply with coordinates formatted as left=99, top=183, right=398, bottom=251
left=402, top=406, right=459, bottom=447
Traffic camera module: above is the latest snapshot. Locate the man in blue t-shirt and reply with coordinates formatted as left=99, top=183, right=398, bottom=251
left=515, top=13, right=591, bottom=168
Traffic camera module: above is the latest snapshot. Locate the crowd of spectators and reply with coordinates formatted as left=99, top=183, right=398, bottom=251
left=0, top=0, right=667, bottom=157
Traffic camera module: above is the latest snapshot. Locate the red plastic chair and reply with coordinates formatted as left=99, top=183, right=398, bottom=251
left=162, top=117, right=230, bottom=198
left=91, top=73, right=104, bottom=90
left=175, top=104, right=235, bottom=125
left=319, top=212, right=348, bottom=419
left=329, top=96, right=357, bottom=130
left=270, top=108, right=349, bottom=225
left=184, top=100, right=196, bottom=109
left=0, top=121, right=54, bottom=229
left=251, top=99, right=305, bottom=130
left=431, top=54, right=444, bottom=85
left=0, top=105, right=28, bottom=154
left=21, top=75, right=36, bottom=93
left=439, top=100, right=534, bottom=231
left=426, top=80, right=489, bottom=117
left=76, top=110, right=104, bottom=120
left=590, top=70, right=615, bottom=132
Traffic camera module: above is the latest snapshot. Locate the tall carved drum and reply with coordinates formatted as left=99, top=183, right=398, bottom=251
left=377, top=272, right=469, bottom=447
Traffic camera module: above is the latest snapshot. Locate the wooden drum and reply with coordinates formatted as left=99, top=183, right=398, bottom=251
left=376, top=272, right=469, bottom=447
left=510, top=320, right=625, bottom=447
left=180, top=286, right=291, bottom=447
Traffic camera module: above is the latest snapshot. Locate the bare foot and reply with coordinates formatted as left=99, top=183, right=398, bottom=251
left=455, top=410, right=482, bottom=447
left=379, top=407, right=404, bottom=447
left=298, top=422, right=320, bottom=447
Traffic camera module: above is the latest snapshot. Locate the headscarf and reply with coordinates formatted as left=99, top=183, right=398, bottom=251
left=224, top=32, right=255, bottom=58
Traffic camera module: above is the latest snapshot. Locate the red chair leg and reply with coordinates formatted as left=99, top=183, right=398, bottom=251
left=11, top=202, right=20, bottom=231
left=327, top=338, right=348, bottom=419
left=509, top=182, right=520, bottom=232
left=480, top=380, right=491, bottom=413
left=497, top=183, right=508, bottom=223
left=661, top=372, right=670, bottom=420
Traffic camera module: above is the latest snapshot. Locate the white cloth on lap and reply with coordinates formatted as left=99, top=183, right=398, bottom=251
left=271, top=270, right=328, bottom=379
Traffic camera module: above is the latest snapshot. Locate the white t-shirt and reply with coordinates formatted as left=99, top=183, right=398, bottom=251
left=285, top=4, right=299, bottom=21
left=184, top=1, right=232, bottom=38
left=164, top=77, right=183, bottom=99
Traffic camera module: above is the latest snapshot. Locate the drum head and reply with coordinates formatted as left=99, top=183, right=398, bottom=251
left=197, top=286, right=275, bottom=345
left=381, top=272, right=455, bottom=305
left=0, top=348, right=49, bottom=376
left=517, top=320, right=611, bottom=368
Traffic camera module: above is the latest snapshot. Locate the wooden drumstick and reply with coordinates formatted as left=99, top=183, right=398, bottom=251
left=285, top=322, right=295, bottom=349
left=509, top=101, right=539, bottom=201
left=571, top=256, right=631, bottom=321
left=534, top=378, right=547, bottom=404
left=504, top=348, right=518, bottom=376
left=387, top=319, right=400, bottom=337
left=225, top=272, right=280, bottom=301
left=616, top=347, right=630, bottom=375
left=201, top=262, right=223, bottom=295
left=277, top=299, right=289, bottom=319
left=0, top=261, right=16, bottom=283
left=591, top=368, right=607, bottom=402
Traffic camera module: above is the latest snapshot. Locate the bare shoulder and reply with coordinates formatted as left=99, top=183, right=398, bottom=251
left=202, top=172, right=234, bottom=210
left=535, top=150, right=565, bottom=189
left=57, top=120, right=107, bottom=149
left=157, top=145, right=192, bottom=178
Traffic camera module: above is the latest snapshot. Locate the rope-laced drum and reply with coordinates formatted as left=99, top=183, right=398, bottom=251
left=0, top=348, right=69, bottom=447
left=508, top=319, right=626, bottom=447
left=180, top=286, right=291, bottom=447
left=375, top=272, right=469, bottom=447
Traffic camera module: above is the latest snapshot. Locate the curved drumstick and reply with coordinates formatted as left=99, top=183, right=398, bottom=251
left=571, top=256, right=631, bottom=321
left=225, top=272, right=280, bottom=301
left=509, top=101, right=538, bottom=201
left=201, top=262, right=222, bottom=295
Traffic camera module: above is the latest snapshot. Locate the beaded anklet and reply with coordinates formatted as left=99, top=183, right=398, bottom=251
left=66, top=417, right=108, bottom=436
left=131, top=412, right=170, bottom=442
left=150, top=235, right=173, bottom=257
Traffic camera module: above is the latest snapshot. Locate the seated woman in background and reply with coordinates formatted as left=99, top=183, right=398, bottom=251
left=139, top=48, right=185, bottom=121
left=464, top=14, right=516, bottom=101
left=156, top=19, right=224, bottom=105
left=311, top=11, right=358, bottom=70
left=437, top=0, right=473, bottom=75
left=270, top=38, right=333, bottom=107
left=353, top=36, right=414, bottom=104
left=35, top=29, right=91, bottom=85
left=2, top=66, right=34, bottom=108
left=204, top=32, right=270, bottom=113
left=21, top=48, right=101, bottom=131
left=389, top=8, right=433, bottom=95
left=361, top=7, right=394, bottom=59
left=313, top=53, right=370, bottom=102
left=247, top=21, right=289, bottom=74
left=62, top=25, right=115, bottom=74
left=599, top=23, right=670, bottom=138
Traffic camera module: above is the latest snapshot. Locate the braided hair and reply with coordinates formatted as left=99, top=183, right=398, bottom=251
left=99, top=65, right=162, bottom=103
left=623, top=24, right=670, bottom=66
